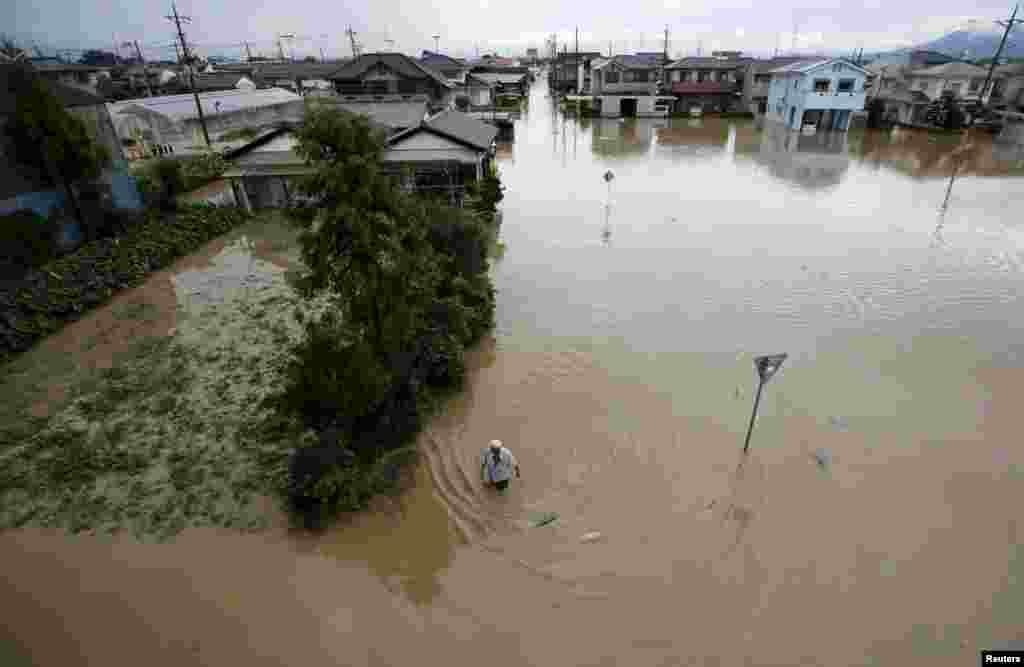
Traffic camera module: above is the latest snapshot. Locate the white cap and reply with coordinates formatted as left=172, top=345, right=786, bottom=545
left=489, top=439, right=503, bottom=449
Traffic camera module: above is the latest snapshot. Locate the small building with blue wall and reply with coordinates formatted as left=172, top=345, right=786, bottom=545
left=766, top=58, right=869, bottom=132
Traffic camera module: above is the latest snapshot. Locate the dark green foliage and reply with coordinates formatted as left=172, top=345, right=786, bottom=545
left=219, top=127, right=261, bottom=143
left=270, top=106, right=501, bottom=525
left=0, top=205, right=251, bottom=363
left=3, top=66, right=110, bottom=215
left=180, top=151, right=228, bottom=190
left=0, top=210, right=61, bottom=279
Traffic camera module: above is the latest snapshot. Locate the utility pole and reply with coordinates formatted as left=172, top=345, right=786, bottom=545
left=978, top=4, right=1022, bottom=115
left=133, top=40, right=153, bottom=96
left=433, top=34, right=440, bottom=53
left=320, top=47, right=327, bottom=63
left=165, top=2, right=211, bottom=147
left=608, top=41, right=612, bottom=57
left=346, top=26, right=360, bottom=57
left=244, top=41, right=252, bottom=61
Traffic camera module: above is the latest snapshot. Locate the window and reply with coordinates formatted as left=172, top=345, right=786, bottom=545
left=605, top=70, right=619, bottom=83
left=698, top=70, right=710, bottom=82
left=833, top=64, right=842, bottom=72
left=634, top=70, right=649, bottom=82
left=718, top=71, right=730, bottom=82
left=837, top=78, right=854, bottom=93
left=398, top=79, right=419, bottom=94
left=969, top=78, right=981, bottom=92
left=882, top=79, right=890, bottom=89
left=793, top=78, right=798, bottom=89
left=755, top=74, right=770, bottom=84
left=813, top=79, right=830, bottom=93
left=947, top=81, right=962, bottom=96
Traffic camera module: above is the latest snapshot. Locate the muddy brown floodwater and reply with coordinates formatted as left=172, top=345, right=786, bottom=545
left=4, top=76, right=1024, bottom=666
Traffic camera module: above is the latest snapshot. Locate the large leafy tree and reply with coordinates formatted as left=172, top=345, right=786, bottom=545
left=4, top=65, right=110, bottom=221
left=290, top=106, right=442, bottom=353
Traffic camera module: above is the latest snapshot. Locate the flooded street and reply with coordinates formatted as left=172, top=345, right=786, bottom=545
left=3, top=76, right=1024, bottom=665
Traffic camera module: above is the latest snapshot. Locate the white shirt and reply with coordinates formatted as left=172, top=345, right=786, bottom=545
left=481, top=447, right=518, bottom=483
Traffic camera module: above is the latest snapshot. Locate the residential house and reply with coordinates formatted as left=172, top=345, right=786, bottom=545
left=221, top=109, right=497, bottom=210
left=469, top=70, right=528, bottom=100
left=990, top=63, right=1024, bottom=112
left=741, top=57, right=807, bottom=114
left=250, top=62, right=339, bottom=93
left=107, top=87, right=304, bottom=156
left=306, top=97, right=429, bottom=133
left=866, top=50, right=961, bottom=70
left=328, top=53, right=455, bottom=111
left=592, top=55, right=662, bottom=95
left=419, top=51, right=467, bottom=82
left=525, top=48, right=539, bottom=64
left=588, top=54, right=673, bottom=117
left=382, top=109, right=498, bottom=204
left=904, top=62, right=994, bottom=104
left=871, top=79, right=932, bottom=126
left=664, top=54, right=754, bottom=113
left=552, top=51, right=603, bottom=93
left=1, top=65, right=141, bottom=242
left=766, top=58, right=868, bottom=131
left=27, top=59, right=109, bottom=95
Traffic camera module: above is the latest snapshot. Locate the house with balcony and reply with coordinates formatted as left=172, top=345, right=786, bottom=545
left=766, top=58, right=868, bottom=131
left=588, top=54, right=672, bottom=117
left=328, top=53, right=455, bottom=112
left=665, top=54, right=753, bottom=113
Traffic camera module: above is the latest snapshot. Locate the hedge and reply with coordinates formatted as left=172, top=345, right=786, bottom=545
left=0, top=205, right=251, bottom=364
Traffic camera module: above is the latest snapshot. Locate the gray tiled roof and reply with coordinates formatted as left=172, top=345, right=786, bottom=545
left=424, top=109, right=498, bottom=150
left=328, top=53, right=453, bottom=88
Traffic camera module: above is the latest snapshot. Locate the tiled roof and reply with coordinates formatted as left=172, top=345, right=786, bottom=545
left=749, top=57, right=808, bottom=74
left=666, top=56, right=754, bottom=70
left=613, top=54, right=664, bottom=69
left=471, top=72, right=528, bottom=86
left=907, top=62, right=989, bottom=78
left=324, top=100, right=429, bottom=129
left=424, top=109, right=498, bottom=150
left=419, top=50, right=465, bottom=69
left=328, top=53, right=453, bottom=88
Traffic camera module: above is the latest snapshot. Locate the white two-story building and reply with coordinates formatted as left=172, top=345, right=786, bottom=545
left=766, top=58, right=868, bottom=132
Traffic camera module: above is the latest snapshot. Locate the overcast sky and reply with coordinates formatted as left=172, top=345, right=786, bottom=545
left=5, top=0, right=1016, bottom=61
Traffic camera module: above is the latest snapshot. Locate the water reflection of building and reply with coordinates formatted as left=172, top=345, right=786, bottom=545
left=654, top=117, right=730, bottom=159
left=753, top=122, right=851, bottom=189
left=590, top=117, right=664, bottom=157
left=854, top=127, right=1024, bottom=179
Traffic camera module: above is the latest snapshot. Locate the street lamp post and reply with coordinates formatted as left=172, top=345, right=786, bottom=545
left=433, top=35, right=440, bottom=53
left=742, top=353, right=787, bottom=455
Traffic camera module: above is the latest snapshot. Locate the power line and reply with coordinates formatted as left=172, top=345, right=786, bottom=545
left=165, top=2, right=211, bottom=147
left=978, top=3, right=1023, bottom=118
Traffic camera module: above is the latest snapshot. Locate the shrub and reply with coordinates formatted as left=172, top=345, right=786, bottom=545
left=180, top=151, right=228, bottom=190
left=0, top=210, right=60, bottom=279
left=0, top=205, right=250, bottom=362
left=218, top=127, right=261, bottom=143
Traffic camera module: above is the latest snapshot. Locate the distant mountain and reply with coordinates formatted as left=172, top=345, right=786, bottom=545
left=919, top=29, right=1024, bottom=61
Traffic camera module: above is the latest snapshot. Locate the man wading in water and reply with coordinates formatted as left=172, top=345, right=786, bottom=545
left=481, top=439, right=520, bottom=492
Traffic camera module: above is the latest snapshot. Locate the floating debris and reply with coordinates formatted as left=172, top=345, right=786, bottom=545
left=529, top=512, right=560, bottom=528
left=580, top=531, right=603, bottom=543
left=813, top=448, right=832, bottom=469
left=829, top=416, right=849, bottom=431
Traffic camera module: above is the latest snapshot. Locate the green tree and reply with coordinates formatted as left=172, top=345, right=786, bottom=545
left=290, top=105, right=442, bottom=352
left=3, top=65, right=110, bottom=223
